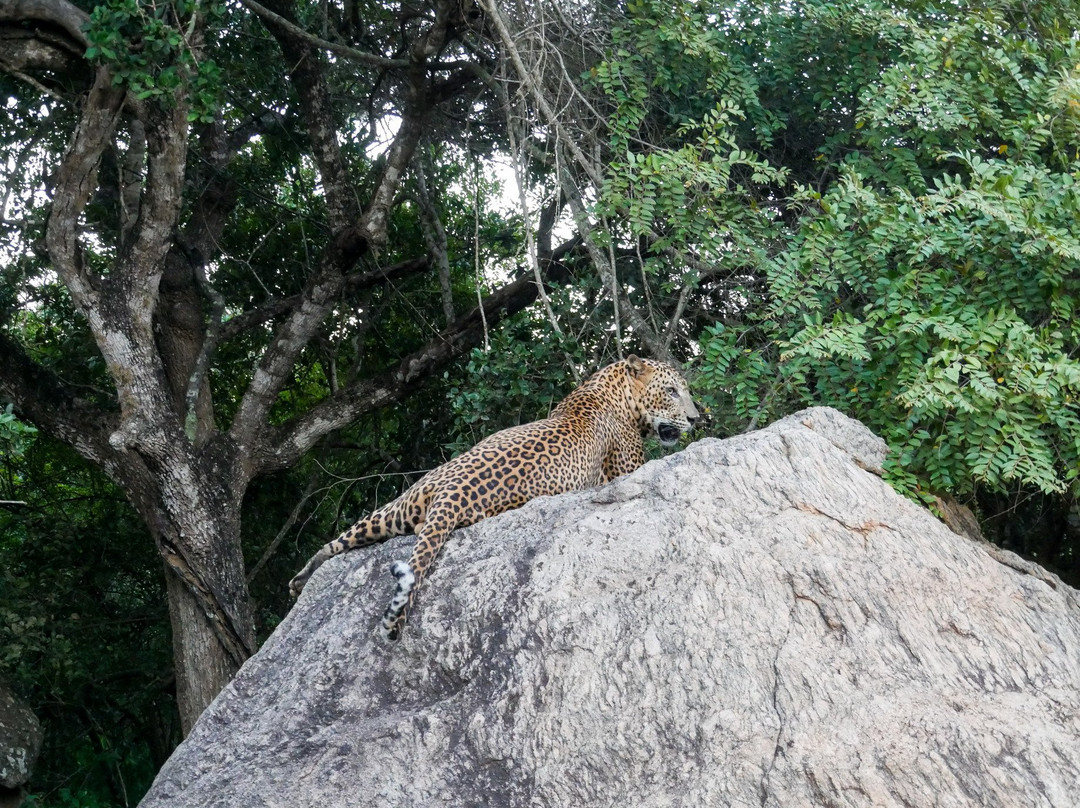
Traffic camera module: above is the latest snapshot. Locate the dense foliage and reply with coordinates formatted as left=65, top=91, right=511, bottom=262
left=587, top=1, right=1080, bottom=509
left=694, top=1, right=1080, bottom=508
left=1, top=430, right=173, bottom=805
left=1, top=0, right=1077, bottom=804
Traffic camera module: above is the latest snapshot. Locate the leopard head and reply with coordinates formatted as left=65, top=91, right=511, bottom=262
left=626, top=355, right=699, bottom=446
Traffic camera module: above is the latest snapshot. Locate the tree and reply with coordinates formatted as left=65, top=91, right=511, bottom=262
left=0, top=0, right=581, bottom=732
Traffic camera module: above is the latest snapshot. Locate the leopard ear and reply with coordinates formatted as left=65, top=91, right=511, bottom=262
left=626, top=354, right=646, bottom=376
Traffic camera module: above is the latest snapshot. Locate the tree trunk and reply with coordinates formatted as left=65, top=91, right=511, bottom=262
left=166, top=574, right=239, bottom=733
left=161, top=512, right=254, bottom=734
left=115, top=434, right=256, bottom=733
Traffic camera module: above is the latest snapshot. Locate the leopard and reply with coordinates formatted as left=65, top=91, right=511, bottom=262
left=289, top=354, right=699, bottom=640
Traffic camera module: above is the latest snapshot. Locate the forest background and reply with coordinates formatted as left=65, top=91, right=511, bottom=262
left=0, top=0, right=1078, bottom=803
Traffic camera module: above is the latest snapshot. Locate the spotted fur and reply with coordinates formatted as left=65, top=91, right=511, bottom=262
left=289, top=355, right=698, bottom=639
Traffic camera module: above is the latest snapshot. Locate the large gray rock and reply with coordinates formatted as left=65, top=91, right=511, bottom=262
left=0, top=682, right=41, bottom=791
left=140, top=407, right=1080, bottom=807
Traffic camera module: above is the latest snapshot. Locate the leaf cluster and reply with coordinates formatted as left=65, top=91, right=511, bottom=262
left=85, top=0, right=224, bottom=121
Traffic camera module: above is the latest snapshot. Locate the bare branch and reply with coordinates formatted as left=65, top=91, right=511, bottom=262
left=238, top=0, right=408, bottom=70
left=556, top=149, right=674, bottom=364
left=477, top=1, right=674, bottom=364
left=245, top=471, right=321, bottom=585
left=502, top=81, right=579, bottom=380
left=471, top=162, right=490, bottom=352
left=0, top=59, right=71, bottom=101
left=662, top=284, right=693, bottom=354
left=478, top=0, right=603, bottom=188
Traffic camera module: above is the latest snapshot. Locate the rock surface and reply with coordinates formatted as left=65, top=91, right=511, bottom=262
left=140, top=407, right=1080, bottom=807
left=0, top=682, right=41, bottom=790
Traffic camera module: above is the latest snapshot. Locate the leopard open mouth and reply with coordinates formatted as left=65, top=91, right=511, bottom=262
left=656, top=422, right=682, bottom=446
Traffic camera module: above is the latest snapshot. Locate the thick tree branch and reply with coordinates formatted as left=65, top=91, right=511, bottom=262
left=356, top=73, right=427, bottom=251
left=357, top=0, right=457, bottom=250
left=225, top=251, right=433, bottom=454
left=0, top=0, right=89, bottom=49
left=229, top=253, right=348, bottom=458
left=0, top=332, right=117, bottom=469
left=45, top=68, right=124, bottom=314
left=259, top=257, right=574, bottom=474
left=217, top=256, right=430, bottom=341
left=159, top=539, right=254, bottom=668
left=259, top=0, right=357, bottom=230
left=228, top=0, right=364, bottom=452
left=0, top=27, right=85, bottom=93
left=121, top=100, right=189, bottom=296
left=231, top=1, right=459, bottom=455
left=238, top=0, right=408, bottom=69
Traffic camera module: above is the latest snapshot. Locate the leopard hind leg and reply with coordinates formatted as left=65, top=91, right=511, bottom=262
left=289, top=497, right=414, bottom=598
left=381, top=500, right=457, bottom=640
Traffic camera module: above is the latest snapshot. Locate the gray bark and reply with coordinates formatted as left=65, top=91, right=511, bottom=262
left=0, top=683, right=40, bottom=791
left=139, top=408, right=1080, bottom=807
